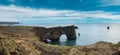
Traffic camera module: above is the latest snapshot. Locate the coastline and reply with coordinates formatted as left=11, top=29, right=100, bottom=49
left=0, top=26, right=119, bottom=55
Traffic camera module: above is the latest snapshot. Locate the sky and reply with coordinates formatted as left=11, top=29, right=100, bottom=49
left=1, top=0, right=120, bottom=23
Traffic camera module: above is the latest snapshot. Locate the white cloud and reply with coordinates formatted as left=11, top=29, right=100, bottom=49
left=0, top=5, right=120, bottom=22
left=101, top=0, right=120, bottom=6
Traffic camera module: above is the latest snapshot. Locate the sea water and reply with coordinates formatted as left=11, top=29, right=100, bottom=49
left=17, top=23, right=120, bottom=46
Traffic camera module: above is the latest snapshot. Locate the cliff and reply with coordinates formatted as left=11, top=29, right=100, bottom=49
left=0, top=26, right=119, bottom=55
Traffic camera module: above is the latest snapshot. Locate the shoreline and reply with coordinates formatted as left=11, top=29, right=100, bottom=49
left=0, top=25, right=119, bottom=55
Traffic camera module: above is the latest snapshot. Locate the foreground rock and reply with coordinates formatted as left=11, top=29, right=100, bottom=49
left=0, top=26, right=119, bottom=55
left=67, top=41, right=120, bottom=55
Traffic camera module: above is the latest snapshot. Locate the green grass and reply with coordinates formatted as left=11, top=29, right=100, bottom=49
left=111, top=43, right=120, bottom=48
left=34, top=42, right=71, bottom=55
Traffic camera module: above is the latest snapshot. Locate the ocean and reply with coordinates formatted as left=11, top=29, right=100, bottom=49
left=17, top=23, right=120, bottom=46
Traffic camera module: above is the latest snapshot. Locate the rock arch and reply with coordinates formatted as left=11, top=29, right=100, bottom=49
left=34, top=25, right=78, bottom=41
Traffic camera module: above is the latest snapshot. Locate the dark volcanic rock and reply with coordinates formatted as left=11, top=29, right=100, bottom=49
left=33, top=25, right=77, bottom=41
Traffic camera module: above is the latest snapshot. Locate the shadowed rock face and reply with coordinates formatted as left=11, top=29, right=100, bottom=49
left=33, top=25, right=77, bottom=41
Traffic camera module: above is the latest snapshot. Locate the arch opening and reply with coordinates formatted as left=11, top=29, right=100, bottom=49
left=59, top=34, right=67, bottom=42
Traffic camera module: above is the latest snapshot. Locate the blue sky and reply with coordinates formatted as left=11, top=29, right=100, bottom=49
left=1, top=0, right=120, bottom=23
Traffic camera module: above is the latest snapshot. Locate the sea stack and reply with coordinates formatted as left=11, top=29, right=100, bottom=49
left=107, top=26, right=110, bottom=30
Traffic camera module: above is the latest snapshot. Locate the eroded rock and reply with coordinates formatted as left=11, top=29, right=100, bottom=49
left=33, top=25, right=77, bottom=41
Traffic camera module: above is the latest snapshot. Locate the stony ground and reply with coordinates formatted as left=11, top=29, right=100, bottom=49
left=0, top=26, right=120, bottom=55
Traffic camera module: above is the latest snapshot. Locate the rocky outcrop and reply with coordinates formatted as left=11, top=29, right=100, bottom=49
left=67, top=41, right=120, bottom=55
left=33, top=25, right=78, bottom=41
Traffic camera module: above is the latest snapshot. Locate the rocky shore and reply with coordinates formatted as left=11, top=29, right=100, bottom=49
left=0, top=26, right=119, bottom=55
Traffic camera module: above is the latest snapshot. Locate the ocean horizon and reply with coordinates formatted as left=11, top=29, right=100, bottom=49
left=10, top=23, right=120, bottom=46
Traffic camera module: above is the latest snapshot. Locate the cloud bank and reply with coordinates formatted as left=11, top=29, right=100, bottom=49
left=101, top=0, right=120, bottom=6
left=0, top=5, right=120, bottom=23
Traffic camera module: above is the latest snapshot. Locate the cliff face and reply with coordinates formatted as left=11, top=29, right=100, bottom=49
left=0, top=26, right=119, bottom=55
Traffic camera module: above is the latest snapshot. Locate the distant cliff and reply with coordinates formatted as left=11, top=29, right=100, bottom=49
left=0, top=22, right=19, bottom=24
left=0, top=22, right=19, bottom=26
